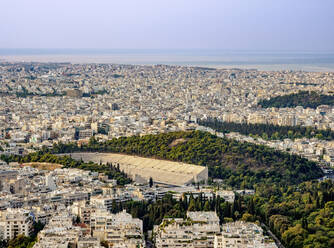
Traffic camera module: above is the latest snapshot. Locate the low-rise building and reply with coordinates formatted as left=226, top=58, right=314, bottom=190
left=91, top=209, right=144, bottom=248
left=34, top=212, right=81, bottom=248
left=154, top=211, right=220, bottom=248
left=0, top=208, right=33, bottom=240
left=214, top=221, right=277, bottom=248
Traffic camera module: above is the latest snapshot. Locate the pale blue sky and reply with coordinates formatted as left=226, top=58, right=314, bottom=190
left=0, top=0, right=333, bottom=50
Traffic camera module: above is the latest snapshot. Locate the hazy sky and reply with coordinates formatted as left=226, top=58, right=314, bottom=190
left=1, top=0, right=333, bottom=50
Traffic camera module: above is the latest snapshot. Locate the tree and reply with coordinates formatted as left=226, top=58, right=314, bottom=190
left=8, top=234, right=34, bottom=248
left=223, top=217, right=234, bottom=223
left=203, top=201, right=211, bottom=211
left=101, top=240, right=108, bottom=248
left=247, top=198, right=255, bottom=215
left=0, top=240, right=8, bottom=248
left=234, top=211, right=240, bottom=220
left=282, top=224, right=307, bottom=248
left=75, top=216, right=81, bottom=224
left=262, top=132, right=268, bottom=140
left=188, top=198, right=196, bottom=211
left=301, top=217, right=308, bottom=230
left=241, top=213, right=254, bottom=222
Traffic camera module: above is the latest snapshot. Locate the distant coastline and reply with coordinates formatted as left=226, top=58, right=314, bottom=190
left=1, top=49, right=334, bottom=72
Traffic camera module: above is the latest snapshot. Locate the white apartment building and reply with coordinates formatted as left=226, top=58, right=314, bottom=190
left=216, top=190, right=235, bottom=203
left=34, top=212, right=81, bottom=248
left=154, top=211, right=220, bottom=248
left=214, top=221, right=277, bottom=248
left=90, top=209, right=144, bottom=248
left=77, top=237, right=103, bottom=248
left=0, top=208, right=33, bottom=240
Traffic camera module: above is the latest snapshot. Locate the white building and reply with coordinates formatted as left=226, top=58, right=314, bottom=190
left=0, top=208, right=33, bottom=240
left=77, top=237, right=103, bottom=248
left=34, top=212, right=81, bottom=248
left=154, top=211, right=220, bottom=248
left=90, top=209, right=144, bottom=248
left=214, top=221, right=277, bottom=248
left=46, top=173, right=57, bottom=191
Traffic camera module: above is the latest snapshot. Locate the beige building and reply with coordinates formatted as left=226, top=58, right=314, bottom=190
left=214, top=221, right=277, bottom=248
left=34, top=212, right=81, bottom=248
left=77, top=237, right=103, bottom=248
left=0, top=209, right=33, bottom=240
left=154, top=211, right=220, bottom=248
left=91, top=209, right=144, bottom=248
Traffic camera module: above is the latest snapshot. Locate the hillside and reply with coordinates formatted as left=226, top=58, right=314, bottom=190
left=0, top=153, right=131, bottom=186
left=21, top=162, right=62, bottom=170
left=52, top=131, right=323, bottom=188
left=258, top=91, right=334, bottom=109
left=198, top=118, right=334, bottom=140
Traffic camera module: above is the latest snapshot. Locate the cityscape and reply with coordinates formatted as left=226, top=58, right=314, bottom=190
left=1, top=63, right=334, bottom=167
left=1, top=0, right=334, bottom=248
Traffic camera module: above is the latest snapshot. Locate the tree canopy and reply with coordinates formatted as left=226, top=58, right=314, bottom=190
left=50, top=131, right=323, bottom=189
left=198, top=117, right=334, bottom=140
left=258, top=91, right=334, bottom=109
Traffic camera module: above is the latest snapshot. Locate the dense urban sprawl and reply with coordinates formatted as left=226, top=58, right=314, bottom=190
left=1, top=62, right=334, bottom=247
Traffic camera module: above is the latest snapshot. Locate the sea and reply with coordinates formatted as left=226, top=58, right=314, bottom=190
left=1, top=49, right=334, bottom=72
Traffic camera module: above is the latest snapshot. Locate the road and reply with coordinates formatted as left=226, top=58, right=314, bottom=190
left=261, top=223, right=285, bottom=248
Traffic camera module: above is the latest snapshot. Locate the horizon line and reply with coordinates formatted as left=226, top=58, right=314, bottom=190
left=1, top=48, right=334, bottom=53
